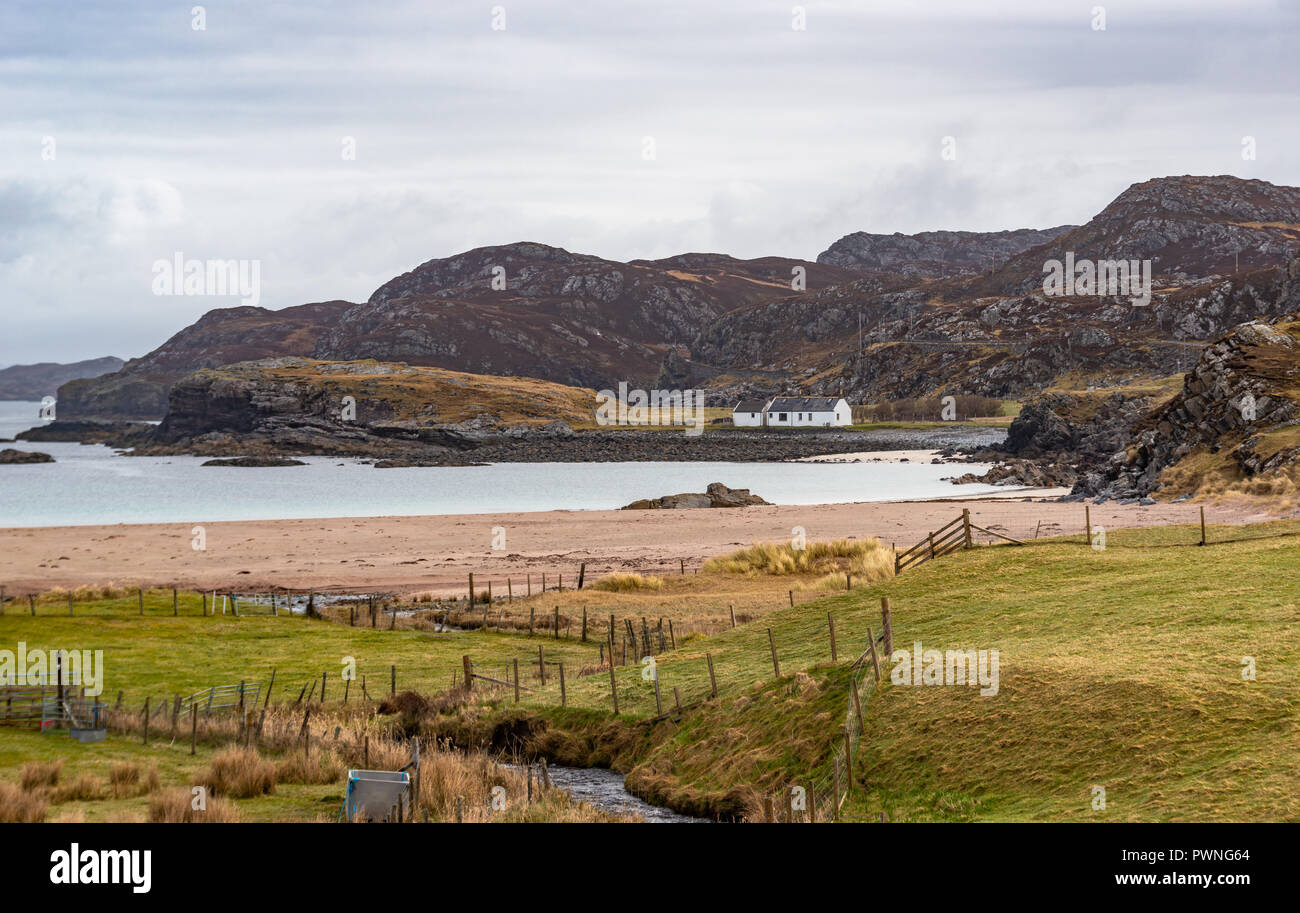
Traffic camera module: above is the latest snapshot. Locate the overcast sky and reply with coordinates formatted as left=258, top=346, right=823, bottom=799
left=1, top=0, right=1297, bottom=365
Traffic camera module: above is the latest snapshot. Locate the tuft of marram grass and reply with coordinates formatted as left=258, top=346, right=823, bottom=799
left=592, top=572, right=664, bottom=592
left=703, top=538, right=894, bottom=583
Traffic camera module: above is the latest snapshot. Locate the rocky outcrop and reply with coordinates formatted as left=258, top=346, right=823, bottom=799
left=16, top=420, right=154, bottom=447
left=201, top=456, right=307, bottom=467
left=1078, top=315, right=1300, bottom=500
left=621, top=482, right=769, bottom=509
left=0, top=449, right=53, bottom=464
left=0, top=356, right=123, bottom=401
left=817, top=226, right=1074, bottom=278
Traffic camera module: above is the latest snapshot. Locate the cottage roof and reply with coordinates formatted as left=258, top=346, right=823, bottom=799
left=766, top=397, right=844, bottom=411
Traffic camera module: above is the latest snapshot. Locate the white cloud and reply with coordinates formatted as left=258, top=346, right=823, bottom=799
left=0, top=0, right=1296, bottom=363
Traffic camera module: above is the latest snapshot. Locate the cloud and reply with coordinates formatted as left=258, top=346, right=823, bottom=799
left=0, top=0, right=1296, bottom=363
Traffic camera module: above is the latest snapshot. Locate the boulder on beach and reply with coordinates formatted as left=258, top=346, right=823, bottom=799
left=621, top=482, right=769, bottom=510
left=201, top=456, right=306, bottom=467
left=0, top=448, right=54, bottom=464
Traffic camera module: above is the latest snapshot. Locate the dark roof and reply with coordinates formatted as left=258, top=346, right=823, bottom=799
left=767, top=397, right=844, bottom=411
left=733, top=399, right=769, bottom=412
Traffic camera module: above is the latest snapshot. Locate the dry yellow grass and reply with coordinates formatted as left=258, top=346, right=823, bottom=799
left=704, top=537, right=894, bottom=584
left=276, top=751, right=346, bottom=785
left=149, top=788, right=242, bottom=823
left=20, top=759, right=62, bottom=791
left=108, top=762, right=161, bottom=798
left=591, top=572, right=664, bottom=592
left=194, top=746, right=276, bottom=798
left=0, top=781, right=47, bottom=823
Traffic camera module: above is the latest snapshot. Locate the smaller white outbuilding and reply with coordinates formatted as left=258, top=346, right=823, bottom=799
left=731, top=399, right=769, bottom=427
left=764, top=396, right=852, bottom=427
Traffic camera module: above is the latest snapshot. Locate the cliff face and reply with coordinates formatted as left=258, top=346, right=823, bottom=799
left=1078, top=315, right=1300, bottom=500
left=0, top=356, right=123, bottom=401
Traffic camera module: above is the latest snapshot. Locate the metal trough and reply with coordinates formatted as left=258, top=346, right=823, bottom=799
left=343, top=769, right=410, bottom=822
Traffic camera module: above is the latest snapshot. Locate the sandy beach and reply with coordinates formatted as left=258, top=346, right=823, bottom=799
left=0, top=497, right=1275, bottom=597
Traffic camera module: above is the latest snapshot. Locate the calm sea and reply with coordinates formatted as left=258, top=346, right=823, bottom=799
left=0, top=401, right=1008, bottom=527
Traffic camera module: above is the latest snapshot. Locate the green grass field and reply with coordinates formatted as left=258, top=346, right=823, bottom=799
left=3, top=518, right=1297, bottom=821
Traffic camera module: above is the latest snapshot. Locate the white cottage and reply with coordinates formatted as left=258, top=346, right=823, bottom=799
left=731, top=399, right=770, bottom=427
left=764, top=396, right=852, bottom=427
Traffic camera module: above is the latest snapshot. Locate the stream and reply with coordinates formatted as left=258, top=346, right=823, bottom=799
left=511, top=763, right=709, bottom=823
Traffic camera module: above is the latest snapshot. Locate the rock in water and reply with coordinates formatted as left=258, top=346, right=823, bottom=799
left=0, top=448, right=54, bottom=464
left=621, top=482, right=769, bottom=509
left=201, top=456, right=306, bottom=467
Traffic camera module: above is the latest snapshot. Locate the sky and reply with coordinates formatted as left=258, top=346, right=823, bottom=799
left=1, top=0, right=1297, bottom=365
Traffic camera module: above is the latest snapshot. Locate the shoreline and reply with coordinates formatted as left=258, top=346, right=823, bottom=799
left=0, top=497, right=1275, bottom=597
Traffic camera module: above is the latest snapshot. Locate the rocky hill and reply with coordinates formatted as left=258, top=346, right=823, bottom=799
left=57, top=301, right=353, bottom=419
left=690, top=177, right=1300, bottom=405
left=0, top=356, right=123, bottom=401
left=958, top=175, right=1300, bottom=298
left=60, top=244, right=856, bottom=419
left=817, top=226, right=1074, bottom=278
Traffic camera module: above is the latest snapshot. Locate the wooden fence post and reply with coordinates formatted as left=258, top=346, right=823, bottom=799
left=1086, top=504, right=1092, bottom=545
left=653, top=674, right=662, bottom=716
left=851, top=679, right=865, bottom=733
left=729, top=604, right=736, bottom=628
left=1200, top=506, right=1207, bottom=546
left=512, top=658, right=519, bottom=704
left=528, top=605, right=535, bottom=635
left=578, top=562, right=586, bottom=590
left=842, top=727, right=853, bottom=793
left=553, top=606, right=559, bottom=639
left=706, top=652, right=717, bottom=699
left=928, top=532, right=936, bottom=559
left=559, top=663, right=566, bottom=707
left=827, top=612, right=838, bottom=663
left=581, top=607, right=588, bottom=642
left=29, top=594, right=35, bottom=616
left=538, top=646, right=546, bottom=685
left=468, top=573, right=475, bottom=607
left=390, top=665, right=396, bottom=695
left=962, top=508, right=973, bottom=548
left=463, top=655, right=472, bottom=691
left=142, top=697, right=150, bottom=745
left=668, top=619, right=676, bottom=650
left=881, top=597, right=893, bottom=656
left=768, top=628, right=780, bottom=678
left=608, top=658, right=619, bottom=715
left=867, top=627, right=881, bottom=682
